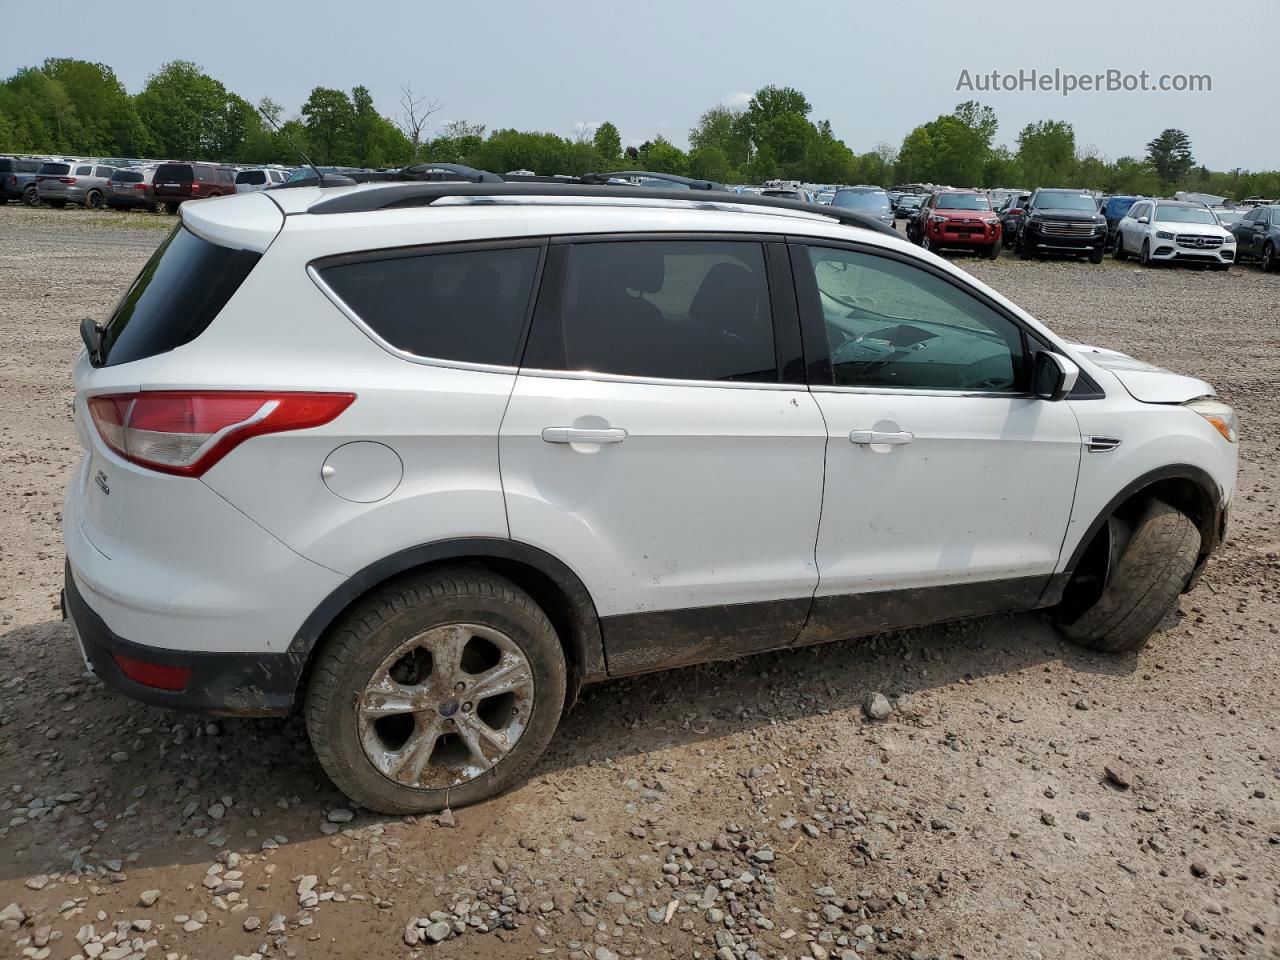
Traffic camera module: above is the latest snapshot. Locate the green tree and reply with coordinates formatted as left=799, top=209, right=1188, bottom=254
left=135, top=60, right=231, bottom=158
left=592, top=121, right=622, bottom=167
left=689, top=105, right=750, bottom=170
left=1145, top=128, right=1194, bottom=190
left=42, top=59, right=149, bottom=155
left=301, top=87, right=356, bottom=164
left=688, top=145, right=732, bottom=183
left=1017, top=120, right=1076, bottom=186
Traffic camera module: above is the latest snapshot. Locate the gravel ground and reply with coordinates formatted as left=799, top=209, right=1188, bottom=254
left=0, top=204, right=1276, bottom=960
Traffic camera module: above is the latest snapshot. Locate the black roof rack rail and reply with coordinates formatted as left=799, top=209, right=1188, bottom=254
left=397, top=162, right=504, bottom=183
left=307, top=181, right=897, bottom=235
left=579, top=171, right=726, bottom=191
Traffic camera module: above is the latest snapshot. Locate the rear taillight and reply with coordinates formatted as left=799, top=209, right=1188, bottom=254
left=190, top=183, right=201, bottom=193
left=5, top=175, right=14, bottom=185
left=133, top=184, right=145, bottom=191
left=86, top=391, right=355, bottom=477
left=60, top=177, right=76, bottom=184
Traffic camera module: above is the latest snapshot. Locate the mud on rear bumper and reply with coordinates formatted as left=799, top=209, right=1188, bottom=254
left=63, top=560, right=301, bottom=717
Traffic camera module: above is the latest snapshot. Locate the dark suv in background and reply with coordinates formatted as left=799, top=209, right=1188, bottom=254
left=151, top=162, right=237, bottom=213
left=0, top=157, right=46, bottom=205
left=1016, top=188, right=1108, bottom=263
left=1101, top=195, right=1144, bottom=251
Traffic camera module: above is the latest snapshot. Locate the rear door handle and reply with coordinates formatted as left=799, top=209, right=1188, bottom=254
left=850, top=429, right=913, bottom=446
left=542, top=427, right=628, bottom=444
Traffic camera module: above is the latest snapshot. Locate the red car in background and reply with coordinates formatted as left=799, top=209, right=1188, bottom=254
left=907, top=191, right=1002, bottom=258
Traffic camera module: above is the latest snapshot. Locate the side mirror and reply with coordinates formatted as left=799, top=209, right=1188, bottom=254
left=1137, top=216, right=1150, bottom=224
left=1032, top=351, right=1080, bottom=402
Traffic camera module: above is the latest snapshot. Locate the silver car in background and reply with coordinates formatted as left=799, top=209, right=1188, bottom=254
left=234, top=168, right=290, bottom=193
left=35, top=161, right=117, bottom=208
left=107, top=167, right=161, bottom=212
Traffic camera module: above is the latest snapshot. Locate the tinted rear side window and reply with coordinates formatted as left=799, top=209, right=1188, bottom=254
left=100, top=226, right=261, bottom=367
left=526, top=240, right=777, bottom=383
left=317, top=246, right=542, bottom=366
left=153, top=163, right=193, bottom=182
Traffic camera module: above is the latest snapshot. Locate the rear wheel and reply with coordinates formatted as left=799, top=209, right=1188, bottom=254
left=85, top=190, right=104, bottom=210
left=1056, top=500, right=1201, bottom=653
left=1017, top=234, right=1033, bottom=260
left=21, top=184, right=39, bottom=207
left=163, top=202, right=179, bottom=215
left=305, top=569, right=567, bottom=814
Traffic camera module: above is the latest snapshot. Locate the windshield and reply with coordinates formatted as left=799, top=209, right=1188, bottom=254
left=38, top=163, right=70, bottom=176
left=1215, top=211, right=1242, bottom=224
left=832, top=190, right=891, bottom=214
left=1156, top=204, right=1219, bottom=225
left=1034, top=191, right=1097, bottom=212
left=935, top=194, right=992, bottom=211
left=236, top=170, right=267, bottom=185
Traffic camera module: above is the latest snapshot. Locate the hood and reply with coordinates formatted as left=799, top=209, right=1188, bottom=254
left=1152, top=219, right=1231, bottom=239
left=1068, top=343, right=1214, bottom=403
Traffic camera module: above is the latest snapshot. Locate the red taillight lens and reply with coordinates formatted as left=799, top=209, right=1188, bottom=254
left=190, top=183, right=201, bottom=192
left=133, top=183, right=145, bottom=191
left=87, top=391, right=355, bottom=477
left=113, top=653, right=192, bottom=691
left=60, top=177, right=76, bottom=184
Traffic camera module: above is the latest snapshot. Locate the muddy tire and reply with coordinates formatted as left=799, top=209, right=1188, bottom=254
left=1057, top=500, right=1201, bottom=654
left=21, top=184, right=39, bottom=207
left=305, top=568, right=566, bottom=814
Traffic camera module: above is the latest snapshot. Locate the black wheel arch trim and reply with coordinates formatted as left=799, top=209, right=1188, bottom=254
left=288, top=537, right=607, bottom=701
left=1055, top=463, right=1225, bottom=594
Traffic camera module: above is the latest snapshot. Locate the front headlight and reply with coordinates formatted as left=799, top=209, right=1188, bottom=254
left=1185, top=398, right=1238, bottom=443
left=1156, top=230, right=1175, bottom=240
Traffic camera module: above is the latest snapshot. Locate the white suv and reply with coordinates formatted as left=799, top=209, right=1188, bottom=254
left=63, top=181, right=1238, bottom=814
left=1113, top=199, right=1237, bottom=269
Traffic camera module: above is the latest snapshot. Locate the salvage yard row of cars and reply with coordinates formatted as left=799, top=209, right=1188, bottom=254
left=0, top=154, right=295, bottom=212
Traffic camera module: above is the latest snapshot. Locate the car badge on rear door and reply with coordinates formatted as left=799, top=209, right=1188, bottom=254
left=94, top=469, right=110, bottom=495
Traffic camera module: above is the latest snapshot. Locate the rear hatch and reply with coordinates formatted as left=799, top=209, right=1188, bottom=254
left=152, top=163, right=194, bottom=198
left=73, top=196, right=282, bottom=555
left=110, top=169, right=146, bottom=199
left=36, top=162, right=72, bottom=196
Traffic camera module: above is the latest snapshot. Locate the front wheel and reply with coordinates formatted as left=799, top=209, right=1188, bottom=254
left=1263, top=243, right=1276, bottom=273
left=1088, top=244, right=1105, bottom=264
left=1017, top=235, right=1033, bottom=260
left=305, top=569, right=567, bottom=814
left=1057, top=500, right=1201, bottom=653
left=1139, top=239, right=1154, bottom=267
left=986, top=241, right=1000, bottom=260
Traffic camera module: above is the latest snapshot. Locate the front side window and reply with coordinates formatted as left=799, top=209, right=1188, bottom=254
left=317, top=245, right=542, bottom=366
left=528, top=240, right=777, bottom=383
left=804, top=246, right=1023, bottom=392
left=95, top=166, right=115, bottom=178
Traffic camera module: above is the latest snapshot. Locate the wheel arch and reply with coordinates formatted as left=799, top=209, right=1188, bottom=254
left=287, top=538, right=606, bottom=712
left=1058, top=463, right=1224, bottom=591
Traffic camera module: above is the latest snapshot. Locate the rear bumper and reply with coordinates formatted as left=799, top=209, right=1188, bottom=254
left=64, top=560, right=301, bottom=716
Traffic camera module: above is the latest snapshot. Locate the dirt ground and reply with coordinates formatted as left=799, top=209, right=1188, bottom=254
left=0, top=203, right=1276, bottom=960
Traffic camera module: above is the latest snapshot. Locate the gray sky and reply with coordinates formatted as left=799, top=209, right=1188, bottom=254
left=4, top=0, right=1276, bottom=170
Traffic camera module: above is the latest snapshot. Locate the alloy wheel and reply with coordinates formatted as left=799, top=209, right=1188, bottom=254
left=357, top=623, right=534, bottom=790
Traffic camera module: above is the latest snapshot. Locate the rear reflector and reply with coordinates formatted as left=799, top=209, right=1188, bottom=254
left=87, top=391, right=355, bottom=477
left=113, top=653, right=193, bottom=691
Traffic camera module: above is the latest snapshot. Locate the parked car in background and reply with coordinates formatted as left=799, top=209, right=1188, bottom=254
left=107, top=167, right=161, bottom=212
left=1212, top=208, right=1243, bottom=230
left=1, top=156, right=47, bottom=206
left=997, top=193, right=1032, bottom=248
left=1016, top=189, right=1107, bottom=263
left=36, top=161, right=117, bottom=208
left=831, top=186, right=895, bottom=228
left=1230, top=204, right=1280, bottom=271
left=64, top=181, right=1237, bottom=813
left=235, top=168, right=291, bottom=193
left=907, top=191, right=1001, bottom=258
left=1113, top=199, right=1236, bottom=270
left=152, top=162, right=237, bottom=213
left=1101, top=196, right=1144, bottom=250
left=894, top=194, right=924, bottom=219
left=761, top=187, right=814, bottom=203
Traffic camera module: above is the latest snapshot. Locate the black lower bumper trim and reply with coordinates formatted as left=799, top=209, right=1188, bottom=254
left=64, top=561, right=301, bottom=717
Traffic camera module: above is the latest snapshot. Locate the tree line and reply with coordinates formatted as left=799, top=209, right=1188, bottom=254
left=3, top=59, right=1277, bottom=200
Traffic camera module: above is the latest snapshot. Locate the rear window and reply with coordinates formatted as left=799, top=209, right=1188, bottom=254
left=99, top=226, right=261, bottom=367
left=153, top=163, right=193, bottom=182
left=236, top=170, right=267, bottom=185
left=111, top=170, right=144, bottom=183
left=39, top=163, right=70, bottom=176
left=317, top=245, right=542, bottom=366
left=832, top=190, right=892, bottom=214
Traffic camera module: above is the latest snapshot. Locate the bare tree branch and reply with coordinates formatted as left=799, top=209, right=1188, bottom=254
left=394, top=83, right=443, bottom=162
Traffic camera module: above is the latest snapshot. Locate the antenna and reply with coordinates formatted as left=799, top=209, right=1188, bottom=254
left=256, top=104, right=327, bottom=185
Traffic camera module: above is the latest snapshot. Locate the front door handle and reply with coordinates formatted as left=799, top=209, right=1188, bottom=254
left=850, top=429, right=913, bottom=446
left=542, top=427, right=628, bottom=444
